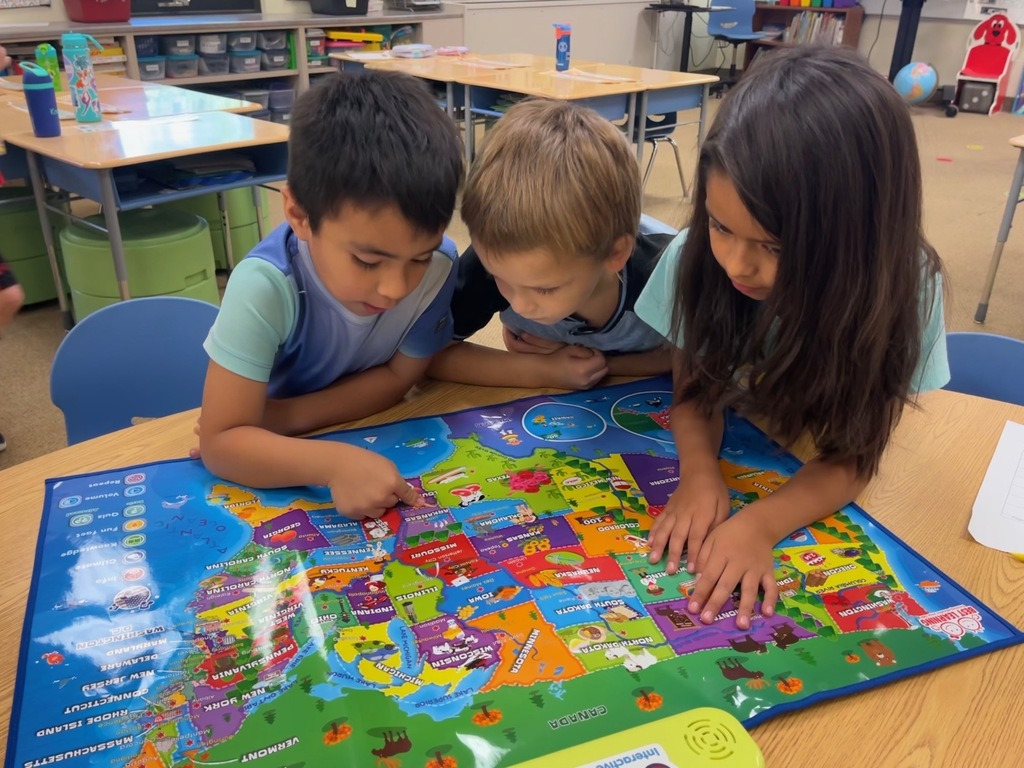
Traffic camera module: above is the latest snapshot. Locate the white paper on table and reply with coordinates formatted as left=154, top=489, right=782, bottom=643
left=344, top=52, right=394, bottom=61
left=970, top=420, right=1024, bottom=554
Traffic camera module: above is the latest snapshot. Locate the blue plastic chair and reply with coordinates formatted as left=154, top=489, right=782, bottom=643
left=51, top=297, right=219, bottom=445
left=707, top=0, right=767, bottom=81
left=944, top=332, right=1024, bottom=407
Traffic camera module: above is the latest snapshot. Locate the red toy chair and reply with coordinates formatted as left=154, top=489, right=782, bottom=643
left=952, top=13, right=1020, bottom=116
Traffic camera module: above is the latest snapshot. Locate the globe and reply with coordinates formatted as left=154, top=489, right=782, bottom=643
left=894, top=62, right=939, bottom=105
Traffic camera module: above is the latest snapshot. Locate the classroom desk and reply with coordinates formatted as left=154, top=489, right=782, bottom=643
left=976, top=133, right=1024, bottom=323
left=1, top=111, right=288, bottom=329
left=455, top=67, right=643, bottom=165
left=0, top=74, right=258, bottom=201
left=575, top=63, right=719, bottom=150
left=646, top=4, right=734, bottom=72
left=0, top=383, right=1021, bottom=766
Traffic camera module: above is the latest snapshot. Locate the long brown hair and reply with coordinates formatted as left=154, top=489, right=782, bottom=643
left=672, top=46, right=942, bottom=476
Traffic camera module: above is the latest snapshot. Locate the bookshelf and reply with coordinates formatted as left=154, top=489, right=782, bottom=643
left=744, top=3, right=865, bottom=68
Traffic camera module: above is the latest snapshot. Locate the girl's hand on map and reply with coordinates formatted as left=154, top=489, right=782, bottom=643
left=0, top=46, right=10, bottom=70
left=329, top=448, right=425, bottom=519
left=647, top=468, right=730, bottom=576
left=503, top=327, right=566, bottom=355
left=686, top=513, right=779, bottom=630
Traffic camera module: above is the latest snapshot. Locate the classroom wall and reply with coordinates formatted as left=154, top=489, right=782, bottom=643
left=1, top=0, right=307, bottom=25
left=3, top=1, right=1022, bottom=98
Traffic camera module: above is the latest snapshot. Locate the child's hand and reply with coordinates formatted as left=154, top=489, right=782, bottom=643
left=546, top=345, right=608, bottom=390
left=330, top=449, right=424, bottom=520
left=686, top=512, right=779, bottom=629
left=647, top=468, right=730, bottom=575
left=503, top=327, right=566, bottom=355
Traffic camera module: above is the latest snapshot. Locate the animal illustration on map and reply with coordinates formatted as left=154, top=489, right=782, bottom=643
left=655, top=604, right=698, bottom=630
left=771, top=624, right=802, bottom=650
left=371, top=729, right=412, bottom=764
left=728, top=634, right=768, bottom=654
left=604, top=646, right=658, bottom=672
left=161, top=495, right=192, bottom=509
left=859, top=639, right=897, bottom=667
left=451, top=484, right=485, bottom=507
left=717, top=657, right=764, bottom=682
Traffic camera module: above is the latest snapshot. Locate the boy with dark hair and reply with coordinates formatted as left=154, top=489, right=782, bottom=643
left=199, top=71, right=463, bottom=519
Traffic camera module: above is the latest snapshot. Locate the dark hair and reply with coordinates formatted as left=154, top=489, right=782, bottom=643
left=287, top=70, right=463, bottom=234
left=672, top=46, right=943, bottom=476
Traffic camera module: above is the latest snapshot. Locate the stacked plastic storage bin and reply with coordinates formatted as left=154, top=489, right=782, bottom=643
left=227, top=32, right=260, bottom=75
left=160, top=35, right=199, bottom=79
left=257, top=30, right=290, bottom=78
left=135, top=35, right=164, bottom=81
left=197, top=33, right=229, bottom=76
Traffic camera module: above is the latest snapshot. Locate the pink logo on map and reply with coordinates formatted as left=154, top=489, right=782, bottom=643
left=124, top=473, right=146, bottom=485
left=918, top=605, right=984, bottom=641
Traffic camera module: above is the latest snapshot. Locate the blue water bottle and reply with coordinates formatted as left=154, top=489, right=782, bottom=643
left=19, top=62, right=62, bottom=138
left=554, top=24, right=571, bottom=72
left=61, top=31, right=103, bottom=122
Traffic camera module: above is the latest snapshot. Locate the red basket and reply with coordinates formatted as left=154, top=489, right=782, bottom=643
left=63, top=0, right=131, bottom=24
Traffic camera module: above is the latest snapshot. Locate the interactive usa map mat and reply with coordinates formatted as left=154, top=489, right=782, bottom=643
left=8, top=377, right=1023, bottom=768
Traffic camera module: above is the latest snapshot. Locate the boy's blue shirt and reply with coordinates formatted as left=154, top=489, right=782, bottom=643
left=204, top=223, right=458, bottom=398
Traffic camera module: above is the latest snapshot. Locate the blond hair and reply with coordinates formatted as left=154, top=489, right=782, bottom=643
left=461, top=99, right=641, bottom=260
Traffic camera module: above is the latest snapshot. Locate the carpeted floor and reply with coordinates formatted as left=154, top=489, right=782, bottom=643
left=2, top=103, right=1023, bottom=469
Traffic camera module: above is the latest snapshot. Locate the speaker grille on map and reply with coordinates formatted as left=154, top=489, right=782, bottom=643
left=681, top=714, right=739, bottom=761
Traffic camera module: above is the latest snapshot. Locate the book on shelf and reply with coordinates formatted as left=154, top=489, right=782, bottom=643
left=784, top=11, right=845, bottom=45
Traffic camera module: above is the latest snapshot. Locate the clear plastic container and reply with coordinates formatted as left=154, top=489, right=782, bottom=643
left=135, top=35, right=159, bottom=58
left=198, top=53, right=229, bottom=76
left=270, top=107, right=291, bottom=124
left=165, top=54, right=200, bottom=79
left=257, top=30, right=288, bottom=50
left=227, top=31, right=257, bottom=52
left=235, top=87, right=270, bottom=109
left=198, top=33, right=227, bottom=54
left=160, top=35, right=196, bottom=56
left=229, top=51, right=261, bottom=74
left=137, top=55, right=166, bottom=81
left=260, top=49, right=290, bottom=71
left=268, top=83, right=295, bottom=109
left=306, top=28, right=327, bottom=58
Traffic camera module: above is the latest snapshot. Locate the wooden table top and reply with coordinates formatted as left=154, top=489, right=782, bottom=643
left=576, top=62, right=720, bottom=89
left=1, top=110, right=288, bottom=170
left=1010, top=134, right=1024, bottom=149
left=353, top=53, right=717, bottom=96
left=0, top=383, right=1021, bottom=766
left=0, top=73, right=257, bottom=140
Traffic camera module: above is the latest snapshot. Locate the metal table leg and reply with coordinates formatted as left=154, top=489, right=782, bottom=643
left=976, top=147, right=1024, bottom=323
left=252, top=185, right=266, bottom=241
left=698, top=83, right=710, bottom=148
left=635, top=92, right=648, bottom=164
left=445, top=82, right=455, bottom=120
left=25, top=151, right=73, bottom=329
left=218, top=191, right=236, bottom=271
left=98, top=170, right=131, bottom=301
left=464, top=84, right=474, bottom=166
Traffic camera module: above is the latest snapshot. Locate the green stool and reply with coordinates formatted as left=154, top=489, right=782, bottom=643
left=160, top=188, right=270, bottom=270
left=60, top=209, right=219, bottom=322
left=0, top=187, right=69, bottom=305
